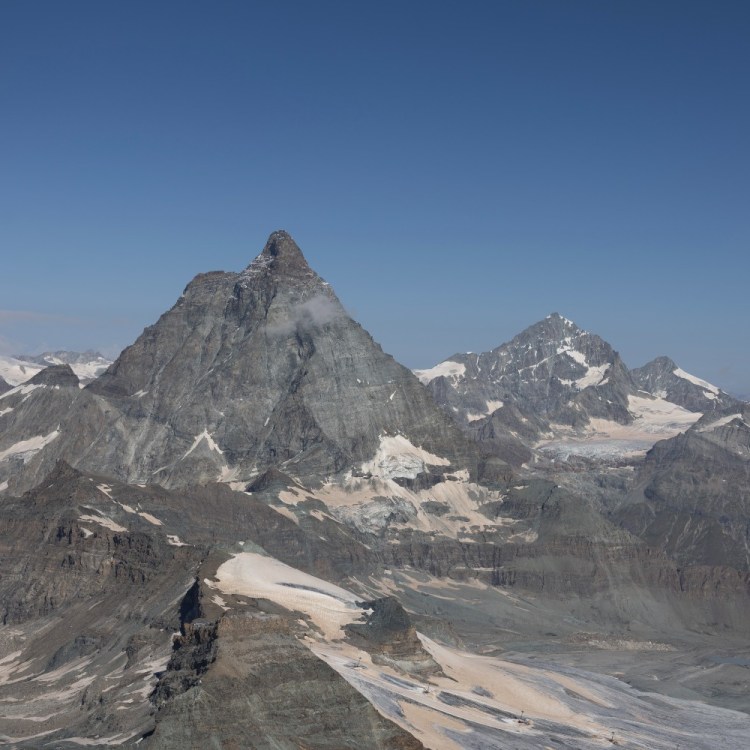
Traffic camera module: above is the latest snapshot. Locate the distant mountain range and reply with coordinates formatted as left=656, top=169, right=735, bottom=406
left=0, top=350, right=112, bottom=386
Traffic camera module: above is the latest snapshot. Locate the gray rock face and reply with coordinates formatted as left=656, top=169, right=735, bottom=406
left=345, top=597, right=441, bottom=676
left=0, top=367, right=106, bottom=496
left=0, top=463, right=206, bottom=745
left=28, top=362, right=80, bottom=388
left=619, top=404, right=750, bottom=570
left=632, top=355, right=741, bottom=413
left=147, top=593, right=425, bottom=750
left=0, top=375, right=10, bottom=394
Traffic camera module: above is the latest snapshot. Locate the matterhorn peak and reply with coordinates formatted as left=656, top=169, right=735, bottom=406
left=242, top=229, right=315, bottom=281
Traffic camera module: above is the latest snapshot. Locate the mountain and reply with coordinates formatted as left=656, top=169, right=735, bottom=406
left=415, top=313, right=635, bottom=427
left=0, top=231, right=506, bottom=502
left=416, top=313, right=702, bottom=466
left=632, top=355, right=742, bottom=413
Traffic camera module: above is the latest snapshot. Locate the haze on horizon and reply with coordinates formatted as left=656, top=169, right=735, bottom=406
left=1, top=1, right=748, bottom=397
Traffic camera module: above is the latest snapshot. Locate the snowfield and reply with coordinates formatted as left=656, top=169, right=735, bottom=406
left=537, top=394, right=702, bottom=460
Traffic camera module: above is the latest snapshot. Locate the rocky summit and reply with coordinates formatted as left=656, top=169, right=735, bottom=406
left=0, top=231, right=749, bottom=749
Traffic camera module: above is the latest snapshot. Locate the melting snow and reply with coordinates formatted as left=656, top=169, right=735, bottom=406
left=0, top=429, right=60, bottom=463
left=78, top=514, right=127, bottom=533
left=360, top=435, right=450, bottom=480
left=698, top=413, right=745, bottom=432
left=183, top=429, right=224, bottom=459
left=575, top=364, right=609, bottom=389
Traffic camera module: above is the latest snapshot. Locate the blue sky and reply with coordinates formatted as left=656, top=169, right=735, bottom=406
left=1, top=1, right=748, bottom=395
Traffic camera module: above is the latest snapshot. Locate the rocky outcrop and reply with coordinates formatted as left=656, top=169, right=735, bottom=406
left=346, top=597, right=441, bottom=676
left=618, top=406, right=750, bottom=571
left=147, top=587, right=425, bottom=749
left=28, top=362, right=80, bottom=388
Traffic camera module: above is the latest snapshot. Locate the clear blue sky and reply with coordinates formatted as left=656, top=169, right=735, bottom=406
left=1, top=1, right=748, bottom=395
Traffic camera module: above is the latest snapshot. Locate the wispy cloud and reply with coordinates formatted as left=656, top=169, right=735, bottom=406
left=265, top=295, right=343, bottom=336
left=0, top=309, right=88, bottom=325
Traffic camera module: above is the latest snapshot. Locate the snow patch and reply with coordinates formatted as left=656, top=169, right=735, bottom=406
left=183, top=429, right=223, bottom=459
left=0, top=429, right=60, bottom=463
left=561, top=348, right=587, bottom=366
left=209, top=552, right=362, bottom=639
left=78, top=514, right=127, bottom=533
left=673, top=367, right=719, bottom=394
left=698, top=413, right=745, bottom=432
left=575, top=364, right=609, bottom=389
left=0, top=383, right=43, bottom=402
left=138, top=512, right=162, bottom=526
left=413, top=361, right=466, bottom=385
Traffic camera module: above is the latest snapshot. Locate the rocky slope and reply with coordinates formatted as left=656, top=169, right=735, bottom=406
left=618, top=404, right=750, bottom=570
